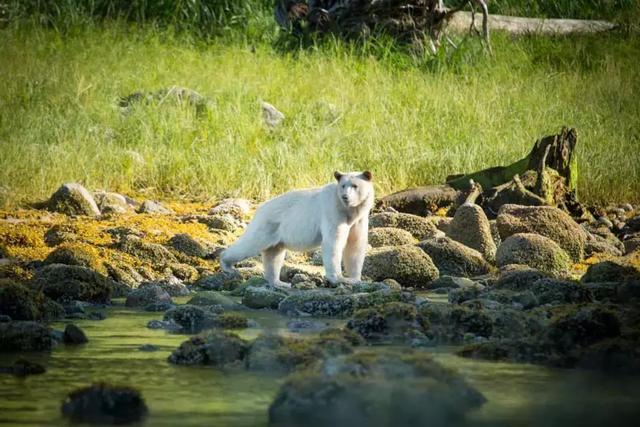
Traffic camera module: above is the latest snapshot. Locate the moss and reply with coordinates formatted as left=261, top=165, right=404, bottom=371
left=44, top=242, right=106, bottom=274
left=362, top=245, right=439, bottom=287
left=168, top=330, right=249, bottom=366
left=216, top=312, right=249, bottom=329
left=368, top=227, right=417, bottom=247
left=0, top=263, right=34, bottom=282
left=0, top=281, right=63, bottom=321
left=30, top=264, right=114, bottom=303
left=369, top=212, right=439, bottom=240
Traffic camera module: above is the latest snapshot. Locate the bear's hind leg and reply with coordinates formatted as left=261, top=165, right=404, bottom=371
left=262, top=244, right=290, bottom=289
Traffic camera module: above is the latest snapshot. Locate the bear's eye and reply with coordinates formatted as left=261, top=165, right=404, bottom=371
left=342, top=184, right=346, bottom=189
left=352, top=185, right=358, bottom=189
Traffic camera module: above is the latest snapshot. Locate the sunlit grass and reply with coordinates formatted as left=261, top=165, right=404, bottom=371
left=0, top=23, right=638, bottom=207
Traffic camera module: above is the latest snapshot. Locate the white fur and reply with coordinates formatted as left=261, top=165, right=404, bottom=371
left=220, top=172, right=374, bottom=287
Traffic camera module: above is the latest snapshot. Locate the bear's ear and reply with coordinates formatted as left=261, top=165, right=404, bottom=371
left=334, top=171, right=343, bottom=182
left=361, top=171, right=372, bottom=181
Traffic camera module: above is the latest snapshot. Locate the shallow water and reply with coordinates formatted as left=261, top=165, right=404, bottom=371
left=1, top=300, right=640, bottom=427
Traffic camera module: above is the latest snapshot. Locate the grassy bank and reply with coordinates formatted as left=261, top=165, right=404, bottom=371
left=0, top=20, right=638, bottom=207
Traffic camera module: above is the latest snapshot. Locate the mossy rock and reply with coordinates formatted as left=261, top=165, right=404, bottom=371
left=581, top=260, right=640, bottom=283
left=448, top=203, right=497, bottom=262
left=529, top=278, right=593, bottom=305
left=47, top=183, right=101, bottom=216
left=30, top=264, right=114, bottom=303
left=61, top=383, right=148, bottom=424
left=496, top=233, right=571, bottom=277
left=497, top=204, right=587, bottom=262
left=495, top=265, right=548, bottom=291
left=268, top=351, right=486, bottom=426
left=278, top=290, right=355, bottom=317
left=242, top=286, right=288, bottom=309
left=369, top=212, right=440, bottom=240
left=368, top=227, right=417, bottom=247
left=215, top=312, right=249, bottom=329
left=194, top=272, right=245, bottom=291
left=418, top=237, right=491, bottom=277
left=0, top=321, right=53, bottom=351
left=93, top=191, right=134, bottom=214
left=168, top=233, right=209, bottom=258
left=362, top=245, right=438, bottom=287
left=43, top=243, right=105, bottom=273
left=125, top=284, right=172, bottom=308
left=547, top=304, right=621, bottom=352
left=346, top=302, right=428, bottom=343
left=0, top=281, right=64, bottom=321
left=163, top=304, right=216, bottom=333
left=187, top=291, right=239, bottom=309
left=168, top=330, right=249, bottom=366
left=116, top=235, right=177, bottom=265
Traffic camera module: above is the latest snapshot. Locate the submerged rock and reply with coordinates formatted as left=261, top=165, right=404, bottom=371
left=63, top=324, right=88, bottom=344
left=0, top=358, right=46, bottom=376
left=268, top=351, right=485, bottom=427
left=0, top=321, right=52, bottom=351
left=362, top=245, right=439, bottom=287
left=496, top=233, right=571, bottom=277
left=61, top=383, right=148, bottom=424
left=47, top=183, right=101, bottom=217
left=369, top=212, right=440, bottom=240
left=168, top=330, right=249, bottom=366
left=418, top=237, right=491, bottom=277
left=496, top=204, right=586, bottom=262
left=163, top=305, right=217, bottom=333
left=125, top=285, right=172, bottom=308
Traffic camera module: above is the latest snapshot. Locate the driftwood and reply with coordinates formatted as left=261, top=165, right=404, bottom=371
left=275, top=1, right=490, bottom=53
left=380, top=128, right=584, bottom=218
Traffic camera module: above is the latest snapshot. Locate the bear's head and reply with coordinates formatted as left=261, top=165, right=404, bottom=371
left=334, top=171, right=373, bottom=208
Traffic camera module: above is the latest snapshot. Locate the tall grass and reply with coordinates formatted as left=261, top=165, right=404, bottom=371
left=0, top=21, right=638, bottom=207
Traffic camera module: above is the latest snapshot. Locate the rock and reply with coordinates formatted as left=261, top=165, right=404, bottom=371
left=626, top=215, right=640, bottom=232
left=581, top=260, right=640, bottom=283
left=0, top=281, right=64, bottom=321
left=496, top=204, right=587, bottom=262
left=624, top=235, right=640, bottom=254
left=63, top=324, right=88, bottom=344
left=61, top=383, right=148, bottom=424
left=278, top=290, right=355, bottom=317
left=44, top=224, right=79, bottom=246
left=215, top=312, right=249, bottom=329
left=193, top=272, right=245, bottom=291
left=369, top=212, right=440, bottom=240
left=168, top=330, right=249, bottom=365
left=362, top=245, right=438, bottom=287
left=448, top=203, right=497, bottom=261
left=125, top=285, right=172, bottom=308
left=584, top=239, right=624, bottom=257
left=547, top=305, right=621, bottom=353
left=448, top=284, right=486, bottom=305
left=261, top=101, right=285, bottom=128
left=428, top=275, right=478, bottom=290
left=575, top=338, right=640, bottom=373
left=287, top=319, right=328, bottom=332
left=367, top=227, right=416, bottom=247
left=93, top=191, right=134, bottom=214
left=529, top=278, right=593, bottom=305
left=0, top=321, right=52, bottom=351
left=209, top=198, right=252, bottom=219
left=163, top=305, right=216, bottom=333
left=597, top=216, right=614, bottom=229
left=418, top=237, right=491, bottom=277
left=30, top=264, right=114, bottom=303
left=346, top=302, right=429, bottom=344
left=139, top=277, right=188, bottom=297
left=137, top=200, right=173, bottom=214
left=186, top=291, right=239, bottom=309
left=496, top=233, right=572, bottom=277
left=0, top=358, right=46, bottom=376
left=168, top=233, right=209, bottom=258
left=47, top=183, right=101, bottom=216
left=205, top=214, right=243, bottom=232
left=419, top=304, right=494, bottom=343
left=242, top=286, right=288, bottom=309
left=117, top=235, right=177, bottom=264
left=43, top=243, right=103, bottom=271
left=144, top=301, right=174, bottom=312
left=495, top=265, right=548, bottom=291
left=268, top=351, right=485, bottom=426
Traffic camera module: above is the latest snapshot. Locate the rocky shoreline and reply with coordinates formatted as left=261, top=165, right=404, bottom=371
left=1, top=182, right=639, bottom=425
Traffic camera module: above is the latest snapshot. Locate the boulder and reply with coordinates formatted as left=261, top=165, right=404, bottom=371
left=47, top=183, right=101, bottom=216
left=215, top=312, right=249, bottom=329
left=529, top=278, right=593, bottom=305
left=362, top=245, right=439, bottom=287
left=0, top=281, right=64, bottom=321
left=168, top=233, right=209, bottom=258
left=125, top=285, right=172, bottom=308
left=168, top=330, right=249, bottom=366
left=0, top=321, right=52, bottom=351
left=496, top=204, right=586, bottom=262
left=346, top=302, right=429, bottom=344
left=139, top=277, right=189, bottom=297
left=581, top=260, right=640, bottom=283
left=63, top=324, right=88, bottom=344
left=242, top=286, right=288, bottom=309
left=418, top=237, right=491, bottom=277
left=116, top=235, right=177, bottom=264
left=209, top=198, right=252, bottom=219
left=137, top=200, right=173, bottom=214
left=93, top=191, right=134, bottom=214
left=369, top=212, right=440, bottom=240
left=61, top=383, right=148, bottom=424
left=448, top=203, right=497, bottom=261
left=163, top=305, right=217, bottom=333
left=368, top=227, right=416, bottom=247
left=494, top=265, right=548, bottom=291
left=547, top=305, right=621, bottom=352
left=186, top=291, right=240, bottom=309
left=268, top=351, right=485, bottom=427
left=30, top=264, right=114, bottom=303
left=278, top=290, right=355, bottom=317
left=496, top=233, right=572, bottom=277
left=43, top=243, right=104, bottom=272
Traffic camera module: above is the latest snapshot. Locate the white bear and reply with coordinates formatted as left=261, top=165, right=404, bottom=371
left=220, top=171, right=374, bottom=287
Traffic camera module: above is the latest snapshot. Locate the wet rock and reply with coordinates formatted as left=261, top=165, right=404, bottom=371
left=43, top=243, right=103, bottom=271
left=362, top=245, right=438, bottom=287
left=418, top=236, right=491, bottom=277
left=163, top=305, right=217, bottom=333
left=346, top=302, right=429, bottom=344
left=497, top=204, right=586, bottom=262
left=63, top=324, right=88, bottom=344
left=448, top=203, right=497, bottom=261
left=168, top=233, right=209, bottom=258
left=125, top=285, right=172, bottom=308
left=428, top=275, right=478, bottom=290
left=168, top=330, right=249, bottom=366
left=186, top=291, right=240, bottom=309
left=93, top=191, right=134, bottom=214
left=139, top=344, right=158, bottom=352
left=368, top=227, right=416, bottom=247
left=0, top=358, right=46, bottom=376
left=0, top=321, right=52, bottom=351
left=278, top=290, right=355, bottom=317
left=117, top=235, right=177, bottom=265
left=30, top=264, right=114, bottom=303
left=209, top=198, right=252, bottom=220
left=139, top=277, right=188, bottom=297
left=581, top=260, right=640, bottom=283
left=61, top=383, right=148, bottom=424
left=496, top=233, right=571, bottom=277
left=369, top=212, right=440, bottom=240
left=0, top=281, right=64, bottom=321
left=547, top=305, right=621, bottom=353
left=529, top=278, right=593, bottom=305
left=137, top=200, right=173, bottom=214
left=194, top=271, right=245, bottom=291
left=242, top=286, right=288, bottom=309
left=47, top=183, right=101, bottom=216
left=215, top=312, right=249, bottom=329
left=268, top=351, right=485, bottom=427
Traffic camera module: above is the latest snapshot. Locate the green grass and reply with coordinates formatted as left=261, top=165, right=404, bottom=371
left=0, top=21, right=638, bottom=207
